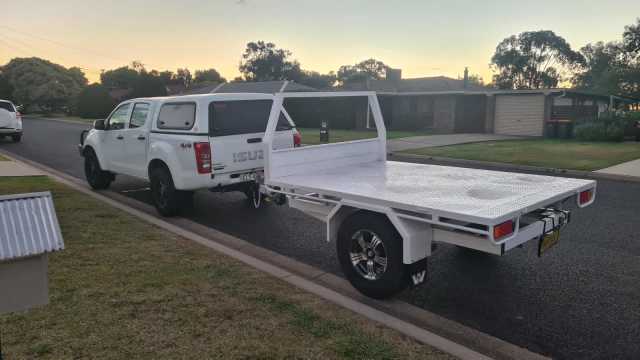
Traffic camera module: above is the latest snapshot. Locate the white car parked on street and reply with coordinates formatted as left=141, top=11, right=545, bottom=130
left=79, top=93, right=300, bottom=216
left=0, top=99, right=23, bottom=142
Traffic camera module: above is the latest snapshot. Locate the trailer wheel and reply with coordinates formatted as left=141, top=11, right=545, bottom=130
left=150, top=166, right=192, bottom=217
left=84, top=149, right=112, bottom=190
left=337, top=212, right=409, bottom=299
left=244, top=182, right=266, bottom=209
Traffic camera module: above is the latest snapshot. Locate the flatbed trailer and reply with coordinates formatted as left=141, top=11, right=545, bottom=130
left=262, top=92, right=596, bottom=299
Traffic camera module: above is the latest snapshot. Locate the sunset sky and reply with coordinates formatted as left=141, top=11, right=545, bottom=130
left=1, top=0, right=639, bottom=84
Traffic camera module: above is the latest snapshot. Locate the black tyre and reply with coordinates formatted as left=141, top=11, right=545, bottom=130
left=244, top=183, right=266, bottom=209
left=337, top=211, right=409, bottom=299
left=150, top=166, right=192, bottom=217
left=84, top=149, right=112, bottom=190
left=11, top=134, right=21, bottom=142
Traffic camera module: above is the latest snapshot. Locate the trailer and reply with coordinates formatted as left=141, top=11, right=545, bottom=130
left=261, top=91, right=596, bottom=299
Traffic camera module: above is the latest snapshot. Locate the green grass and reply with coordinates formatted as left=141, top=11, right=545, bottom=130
left=0, top=153, right=9, bottom=161
left=401, top=139, right=640, bottom=171
left=0, top=176, right=452, bottom=360
left=298, top=128, right=429, bottom=145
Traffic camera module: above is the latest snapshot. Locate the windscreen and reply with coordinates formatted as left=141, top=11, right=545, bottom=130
left=0, top=101, right=15, bottom=112
left=282, top=96, right=378, bottom=146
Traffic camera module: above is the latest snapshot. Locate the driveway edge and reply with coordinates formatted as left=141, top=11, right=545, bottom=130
left=0, top=149, right=550, bottom=360
left=391, top=152, right=640, bottom=183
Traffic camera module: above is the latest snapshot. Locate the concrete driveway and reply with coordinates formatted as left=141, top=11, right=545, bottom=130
left=388, top=133, right=521, bottom=152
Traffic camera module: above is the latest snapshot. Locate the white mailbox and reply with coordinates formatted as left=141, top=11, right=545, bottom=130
left=0, top=192, right=64, bottom=314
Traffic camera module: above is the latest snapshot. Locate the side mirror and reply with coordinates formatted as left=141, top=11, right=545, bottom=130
left=93, top=119, right=106, bottom=130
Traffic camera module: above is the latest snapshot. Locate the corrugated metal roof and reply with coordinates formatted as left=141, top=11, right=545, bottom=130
left=0, top=192, right=64, bottom=262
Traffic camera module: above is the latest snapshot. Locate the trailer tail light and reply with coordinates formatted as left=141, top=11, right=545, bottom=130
left=193, top=142, right=212, bottom=174
left=579, top=189, right=593, bottom=205
left=293, top=129, right=302, bottom=147
left=493, top=220, right=514, bottom=240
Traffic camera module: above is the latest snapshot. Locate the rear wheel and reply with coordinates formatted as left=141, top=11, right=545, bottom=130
left=337, top=211, right=409, bottom=299
left=11, top=134, right=21, bottom=142
left=150, top=166, right=193, bottom=217
left=84, top=149, right=112, bottom=190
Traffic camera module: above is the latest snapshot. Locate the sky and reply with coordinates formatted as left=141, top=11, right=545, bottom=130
left=1, top=0, right=639, bottom=84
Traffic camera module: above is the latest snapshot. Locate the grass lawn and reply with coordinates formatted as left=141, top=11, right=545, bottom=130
left=0, top=153, right=8, bottom=161
left=0, top=176, right=451, bottom=360
left=299, top=128, right=429, bottom=145
left=401, top=139, right=640, bottom=171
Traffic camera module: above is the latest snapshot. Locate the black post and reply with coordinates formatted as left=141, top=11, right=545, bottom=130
left=320, top=120, right=329, bottom=143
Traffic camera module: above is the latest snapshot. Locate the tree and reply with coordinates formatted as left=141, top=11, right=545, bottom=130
left=130, top=70, right=167, bottom=98
left=193, top=68, right=226, bottom=84
left=100, top=66, right=139, bottom=89
left=491, top=30, right=585, bottom=89
left=239, top=41, right=302, bottom=81
left=76, top=84, right=115, bottom=119
left=0, top=72, right=14, bottom=101
left=2, top=57, right=87, bottom=112
left=337, top=59, right=389, bottom=86
left=572, top=42, right=627, bottom=95
left=623, top=18, right=640, bottom=54
left=175, top=68, right=192, bottom=87
left=297, top=70, right=336, bottom=89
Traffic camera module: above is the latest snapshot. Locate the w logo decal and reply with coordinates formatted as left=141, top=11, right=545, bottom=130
left=411, top=271, right=426, bottom=285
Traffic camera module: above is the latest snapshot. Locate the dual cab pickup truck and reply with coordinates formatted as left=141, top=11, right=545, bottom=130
left=80, top=92, right=597, bottom=299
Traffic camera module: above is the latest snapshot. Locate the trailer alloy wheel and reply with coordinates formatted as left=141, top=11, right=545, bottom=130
left=337, top=211, right=409, bottom=299
left=349, top=230, right=388, bottom=280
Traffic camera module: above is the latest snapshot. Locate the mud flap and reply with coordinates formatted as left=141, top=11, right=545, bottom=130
left=407, top=258, right=428, bottom=288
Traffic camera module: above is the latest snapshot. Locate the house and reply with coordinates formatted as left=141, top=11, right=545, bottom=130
left=346, top=68, right=490, bottom=133
left=350, top=69, right=639, bottom=136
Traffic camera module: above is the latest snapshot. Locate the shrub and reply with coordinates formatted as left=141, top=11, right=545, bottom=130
left=75, top=84, right=115, bottom=119
left=574, top=112, right=629, bottom=142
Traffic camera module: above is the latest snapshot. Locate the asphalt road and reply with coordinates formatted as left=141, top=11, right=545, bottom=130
left=2, top=117, right=640, bottom=360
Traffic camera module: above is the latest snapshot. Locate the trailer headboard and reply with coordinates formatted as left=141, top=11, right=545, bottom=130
left=263, top=92, right=387, bottom=181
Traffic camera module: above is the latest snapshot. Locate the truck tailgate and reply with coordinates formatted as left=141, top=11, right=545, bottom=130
left=268, top=160, right=596, bottom=225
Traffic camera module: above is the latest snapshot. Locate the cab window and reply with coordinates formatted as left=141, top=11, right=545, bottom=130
left=130, top=103, right=150, bottom=128
left=107, top=103, right=131, bottom=130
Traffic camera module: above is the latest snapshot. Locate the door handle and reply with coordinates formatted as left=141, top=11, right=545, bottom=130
left=247, top=137, right=262, bottom=143
left=137, top=135, right=146, bottom=140
left=116, top=135, right=124, bottom=140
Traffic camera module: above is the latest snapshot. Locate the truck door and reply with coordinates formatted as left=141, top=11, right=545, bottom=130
left=102, top=103, right=131, bottom=173
left=209, top=100, right=293, bottom=175
left=122, top=102, right=150, bottom=178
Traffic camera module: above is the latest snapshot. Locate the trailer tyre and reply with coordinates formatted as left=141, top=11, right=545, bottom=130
left=337, top=212, right=409, bottom=299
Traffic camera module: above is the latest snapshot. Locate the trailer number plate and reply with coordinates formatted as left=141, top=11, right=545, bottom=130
left=538, top=229, right=560, bottom=256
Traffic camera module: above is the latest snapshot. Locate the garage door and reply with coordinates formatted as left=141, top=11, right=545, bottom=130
left=494, top=95, right=544, bottom=136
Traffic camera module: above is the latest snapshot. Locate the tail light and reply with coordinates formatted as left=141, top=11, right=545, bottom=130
left=493, top=220, right=514, bottom=240
left=16, top=111, right=22, bottom=122
left=193, top=142, right=212, bottom=174
left=293, top=129, right=301, bottom=147
left=579, top=189, right=593, bottom=205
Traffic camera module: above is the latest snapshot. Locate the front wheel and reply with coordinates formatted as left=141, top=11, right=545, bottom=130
left=337, top=211, right=409, bottom=299
left=84, top=150, right=112, bottom=190
left=150, top=166, right=193, bottom=217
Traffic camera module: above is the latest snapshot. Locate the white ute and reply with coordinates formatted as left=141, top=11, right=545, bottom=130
left=81, top=91, right=597, bottom=299
left=79, top=93, right=299, bottom=216
left=0, top=99, right=23, bottom=142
